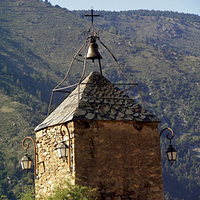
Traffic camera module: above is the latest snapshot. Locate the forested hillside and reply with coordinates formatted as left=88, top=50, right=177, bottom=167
left=0, top=0, right=200, bottom=199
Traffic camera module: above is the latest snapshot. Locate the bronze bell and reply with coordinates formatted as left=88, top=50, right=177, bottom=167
left=86, top=40, right=102, bottom=61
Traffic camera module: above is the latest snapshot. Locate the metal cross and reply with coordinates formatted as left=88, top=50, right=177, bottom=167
left=85, top=9, right=101, bottom=36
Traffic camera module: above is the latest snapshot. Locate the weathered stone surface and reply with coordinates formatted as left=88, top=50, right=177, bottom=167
left=75, top=109, right=86, bottom=116
left=125, top=109, right=134, bottom=115
left=35, top=124, right=75, bottom=198
left=86, top=113, right=96, bottom=120
left=35, top=120, right=163, bottom=200
left=74, top=121, right=164, bottom=200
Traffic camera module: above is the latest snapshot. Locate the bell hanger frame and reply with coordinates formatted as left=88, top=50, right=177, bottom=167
left=47, top=9, right=146, bottom=116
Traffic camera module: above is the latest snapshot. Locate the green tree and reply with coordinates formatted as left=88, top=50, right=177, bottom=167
left=20, top=180, right=97, bottom=200
left=48, top=181, right=97, bottom=200
left=20, top=185, right=35, bottom=200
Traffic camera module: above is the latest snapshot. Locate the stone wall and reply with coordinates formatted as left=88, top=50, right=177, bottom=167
left=35, top=122, right=75, bottom=198
left=35, top=120, right=164, bottom=200
left=74, top=120, right=164, bottom=200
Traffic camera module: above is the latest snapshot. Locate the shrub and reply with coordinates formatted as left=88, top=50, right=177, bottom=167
left=47, top=181, right=97, bottom=200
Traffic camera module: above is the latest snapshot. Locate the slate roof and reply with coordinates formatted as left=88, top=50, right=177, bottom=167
left=35, top=71, right=160, bottom=132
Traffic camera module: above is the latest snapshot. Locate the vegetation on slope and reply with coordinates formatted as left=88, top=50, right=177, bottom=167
left=0, top=0, right=200, bottom=199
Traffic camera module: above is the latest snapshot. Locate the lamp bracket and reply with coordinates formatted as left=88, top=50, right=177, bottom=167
left=160, top=127, right=174, bottom=141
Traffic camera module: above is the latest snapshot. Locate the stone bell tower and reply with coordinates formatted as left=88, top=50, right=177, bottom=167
left=34, top=9, right=164, bottom=200
left=34, top=71, right=164, bottom=199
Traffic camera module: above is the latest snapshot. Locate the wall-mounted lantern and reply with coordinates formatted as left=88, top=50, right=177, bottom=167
left=57, top=124, right=71, bottom=170
left=166, top=141, right=177, bottom=164
left=160, top=127, right=177, bottom=165
left=21, top=136, right=37, bottom=178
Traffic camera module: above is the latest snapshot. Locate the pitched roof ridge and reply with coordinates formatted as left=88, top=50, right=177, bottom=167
left=35, top=71, right=160, bottom=132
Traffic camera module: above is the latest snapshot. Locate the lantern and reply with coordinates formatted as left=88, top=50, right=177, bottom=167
left=21, top=153, right=32, bottom=170
left=57, top=141, right=69, bottom=158
left=166, top=144, right=177, bottom=165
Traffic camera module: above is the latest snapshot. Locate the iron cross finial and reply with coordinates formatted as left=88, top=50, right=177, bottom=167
left=84, top=9, right=101, bottom=36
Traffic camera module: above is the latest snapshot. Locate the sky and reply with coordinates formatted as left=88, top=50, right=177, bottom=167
left=49, top=0, right=200, bottom=16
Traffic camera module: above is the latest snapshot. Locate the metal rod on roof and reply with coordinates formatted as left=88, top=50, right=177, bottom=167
left=53, top=83, right=79, bottom=92
left=122, top=85, right=137, bottom=92
left=77, top=40, right=90, bottom=106
left=54, top=40, right=88, bottom=90
left=47, top=91, right=54, bottom=116
left=47, top=39, right=88, bottom=116
left=98, top=38, right=146, bottom=112
left=98, top=59, right=102, bottom=75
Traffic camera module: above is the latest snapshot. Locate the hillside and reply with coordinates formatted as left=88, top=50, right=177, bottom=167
left=0, top=0, right=200, bottom=199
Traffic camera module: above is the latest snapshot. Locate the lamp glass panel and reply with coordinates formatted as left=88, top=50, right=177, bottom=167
left=57, top=148, right=62, bottom=158
left=57, top=142, right=68, bottom=158
left=58, top=148, right=66, bottom=158
left=24, top=161, right=29, bottom=169
left=167, top=151, right=172, bottom=161
left=28, top=160, right=32, bottom=169
left=63, top=148, right=67, bottom=157
left=21, top=160, right=26, bottom=170
left=172, top=151, right=177, bottom=161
